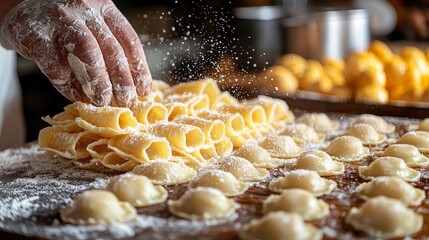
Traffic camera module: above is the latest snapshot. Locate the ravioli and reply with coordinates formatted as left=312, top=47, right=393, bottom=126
left=325, top=136, right=369, bottom=161
left=280, top=123, right=325, bottom=145
left=396, top=131, right=429, bottom=152
left=189, top=170, right=249, bottom=197
left=296, top=113, right=339, bottom=133
left=233, top=145, right=284, bottom=168
left=346, top=197, right=423, bottom=238
left=378, top=144, right=429, bottom=167
left=358, top=157, right=420, bottom=182
left=355, top=176, right=425, bottom=206
left=216, top=156, right=270, bottom=182
left=106, top=173, right=168, bottom=207
left=262, top=189, right=329, bottom=220
left=293, top=150, right=344, bottom=176
left=351, top=114, right=395, bottom=134
left=259, top=135, right=303, bottom=158
left=342, top=123, right=386, bottom=146
left=60, top=190, right=136, bottom=225
left=239, top=212, right=322, bottom=240
left=132, top=160, right=196, bottom=185
left=268, top=170, right=337, bottom=196
left=168, top=187, right=237, bottom=220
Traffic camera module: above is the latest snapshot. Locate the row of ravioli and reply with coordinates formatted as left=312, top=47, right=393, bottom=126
left=38, top=78, right=296, bottom=171
left=59, top=114, right=429, bottom=239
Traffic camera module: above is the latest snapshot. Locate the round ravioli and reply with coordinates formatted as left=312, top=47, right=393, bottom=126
left=262, top=189, right=329, bottom=220
left=356, top=176, right=425, bottom=206
left=168, top=187, right=238, bottom=220
left=346, top=197, right=423, bottom=239
left=259, top=135, right=303, bottom=158
left=268, top=170, right=337, bottom=196
left=325, top=136, right=369, bottom=162
left=216, top=156, right=270, bottom=182
left=239, top=212, right=322, bottom=240
left=279, top=123, right=325, bottom=145
left=378, top=144, right=429, bottom=167
left=358, top=157, right=420, bottom=182
left=396, top=131, right=429, bottom=152
left=106, top=173, right=168, bottom=207
left=351, top=114, right=395, bottom=134
left=60, top=190, right=136, bottom=225
left=296, top=113, right=339, bottom=133
left=342, top=123, right=386, bottom=146
left=417, top=118, right=429, bottom=132
left=293, top=150, right=344, bottom=176
left=189, top=170, right=249, bottom=197
left=132, top=160, right=196, bottom=185
left=233, top=145, right=284, bottom=168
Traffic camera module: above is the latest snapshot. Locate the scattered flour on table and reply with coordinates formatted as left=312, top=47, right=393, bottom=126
left=0, top=144, right=231, bottom=240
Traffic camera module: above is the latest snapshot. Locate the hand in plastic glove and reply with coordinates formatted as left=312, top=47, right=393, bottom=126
left=0, top=0, right=151, bottom=107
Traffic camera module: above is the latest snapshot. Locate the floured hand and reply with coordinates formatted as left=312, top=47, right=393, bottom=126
left=0, top=0, right=152, bottom=107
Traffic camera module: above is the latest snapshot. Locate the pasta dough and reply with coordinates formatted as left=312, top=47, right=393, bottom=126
left=132, top=160, right=196, bottom=185
left=358, top=157, right=420, bottom=182
left=259, top=135, right=303, bottom=158
left=188, top=170, right=249, bottom=197
left=216, top=156, right=270, bottom=182
left=296, top=113, right=339, bottom=133
left=355, top=176, right=425, bottom=206
left=325, top=136, right=369, bottom=161
left=293, top=150, right=344, bottom=176
left=108, top=132, right=171, bottom=164
left=396, top=131, right=429, bottom=152
left=60, top=190, right=136, bottom=225
left=168, top=187, right=237, bottom=220
left=351, top=114, right=395, bottom=134
left=239, top=212, right=322, bottom=240
left=268, top=170, right=337, bottom=196
left=39, top=127, right=100, bottom=159
left=262, top=189, right=329, bottom=220
left=346, top=196, right=423, bottom=239
left=377, top=144, right=429, bottom=167
left=280, top=123, right=325, bottom=145
left=106, top=173, right=168, bottom=207
left=232, top=145, right=284, bottom=168
left=341, top=123, right=386, bottom=146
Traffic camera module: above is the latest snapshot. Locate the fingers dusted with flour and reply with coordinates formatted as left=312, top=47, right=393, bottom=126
left=103, top=6, right=152, bottom=98
left=0, top=0, right=152, bottom=107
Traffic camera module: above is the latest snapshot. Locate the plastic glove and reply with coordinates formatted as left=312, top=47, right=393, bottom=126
left=0, top=0, right=151, bottom=107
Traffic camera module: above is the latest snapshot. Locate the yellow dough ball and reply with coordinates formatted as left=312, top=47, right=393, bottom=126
left=355, top=85, right=389, bottom=104
left=368, top=41, right=394, bottom=64
left=277, top=54, right=307, bottom=79
left=258, top=65, right=299, bottom=94
left=299, top=61, right=333, bottom=94
left=344, top=52, right=385, bottom=89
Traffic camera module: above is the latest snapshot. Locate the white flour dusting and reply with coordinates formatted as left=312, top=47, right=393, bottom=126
left=0, top=144, right=239, bottom=240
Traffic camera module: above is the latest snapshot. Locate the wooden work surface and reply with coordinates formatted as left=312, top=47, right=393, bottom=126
left=0, top=110, right=428, bottom=240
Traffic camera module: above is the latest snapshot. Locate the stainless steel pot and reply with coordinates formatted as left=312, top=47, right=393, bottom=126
left=282, top=9, right=371, bottom=60
left=232, top=6, right=284, bottom=71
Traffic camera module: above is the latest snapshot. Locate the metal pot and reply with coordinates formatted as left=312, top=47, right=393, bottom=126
left=232, top=6, right=284, bottom=71
left=282, top=9, right=371, bottom=60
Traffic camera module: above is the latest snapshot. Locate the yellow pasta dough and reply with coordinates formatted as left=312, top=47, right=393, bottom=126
left=132, top=101, right=168, bottom=125
left=68, top=102, right=139, bottom=138
left=173, top=116, right=225, bottom=145
left=165, top=78, right=221, bottom=107
left=108, top=132, right=171, bottom=164
left=39, top=127, right=100, bottom=159
left=149, top=122, right=205, bottom=152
